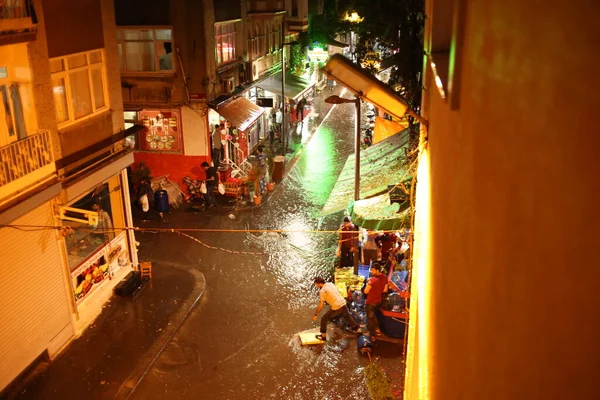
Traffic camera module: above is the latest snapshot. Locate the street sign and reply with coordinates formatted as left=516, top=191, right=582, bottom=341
left=257, top=97, right=274, bottom=107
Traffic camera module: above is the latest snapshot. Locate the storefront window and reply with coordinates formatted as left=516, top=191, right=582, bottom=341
left=63, top=183, right=114, bottom=270
left=61, top=176, right=130, bottom=304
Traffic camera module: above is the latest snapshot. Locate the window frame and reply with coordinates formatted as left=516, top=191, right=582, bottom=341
left=50, top=49, right=109, bottom=129
left=215, top=22, right=238, bottom=66
left=0, top=69, right=26, bottom=145
left=116, top=27, right=174, bottom=73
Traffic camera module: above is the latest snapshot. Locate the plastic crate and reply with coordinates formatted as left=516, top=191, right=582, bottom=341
left=357, top=264, right=370, bottom=279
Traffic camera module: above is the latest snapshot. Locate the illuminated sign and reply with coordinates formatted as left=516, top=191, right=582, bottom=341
left=307, top=47, right=329, bottom=63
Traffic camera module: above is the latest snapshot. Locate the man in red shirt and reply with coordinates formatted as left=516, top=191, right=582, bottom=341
left=376, top=232, right=398, bottom=262
left=364, top=262, right=388, bottom=337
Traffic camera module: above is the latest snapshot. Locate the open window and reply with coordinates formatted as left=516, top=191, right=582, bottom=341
left=116, top=27, right=174, bottom=73
left=0, top=66, right=27, bottom=146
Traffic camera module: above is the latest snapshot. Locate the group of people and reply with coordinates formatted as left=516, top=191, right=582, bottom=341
left=268, top=98, right=309, bottom=148
left=313, top=216, right=411, bottom=342
left=211, top=122, right=241, bottom=168
left=338, top=216, right=410, bottom=273
left=312, top=261, right=388, bottom=341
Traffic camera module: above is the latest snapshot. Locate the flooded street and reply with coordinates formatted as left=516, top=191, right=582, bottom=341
left=129, top=90, right=404, bottom=399
left=10, top=89, right=403, bottom=400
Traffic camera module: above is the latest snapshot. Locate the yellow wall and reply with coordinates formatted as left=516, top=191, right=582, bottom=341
left=406, top=0, right=600, bottom=398
left=0, top=43, right=38, bottom=146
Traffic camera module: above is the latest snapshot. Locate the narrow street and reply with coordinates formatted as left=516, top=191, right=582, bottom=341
left=10, top=88, right=404, bottom=400
left=125, top=88, right=404, bottom=399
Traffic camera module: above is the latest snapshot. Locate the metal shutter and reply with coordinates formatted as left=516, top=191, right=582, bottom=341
left=0, top=202, right=72, bottom=391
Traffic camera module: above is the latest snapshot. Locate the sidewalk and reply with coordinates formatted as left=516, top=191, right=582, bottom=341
left=6, top=262, right=206, bottom=400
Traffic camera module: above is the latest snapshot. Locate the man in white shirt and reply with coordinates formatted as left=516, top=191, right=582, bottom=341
left=312, top=276, right=360, bottom=341
left=275, top=108, right=283, bottom=134
left=211, top=124, right=223, bottom=167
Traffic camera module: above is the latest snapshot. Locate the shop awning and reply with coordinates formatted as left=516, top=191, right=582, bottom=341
left=257, top=72, right=314, bottom=102
left=325, top=36, right=350, bottom=48
left=348, top=193, right=411, bottom=231
left=321, top=129, right=412, bottom=216
left=373, top=116, right=409, bottom=144
left=213, top=96, right=264, bottom=132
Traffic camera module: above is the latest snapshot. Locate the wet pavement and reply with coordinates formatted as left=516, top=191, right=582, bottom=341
left=9, top=262, right=204, bottom=400
left=8, top=85, right=404, bottom=399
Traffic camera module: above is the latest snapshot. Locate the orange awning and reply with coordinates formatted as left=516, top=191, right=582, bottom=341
left=215, top=96, right=264, bottom=132
left=373, top=116, right=409, bottom=144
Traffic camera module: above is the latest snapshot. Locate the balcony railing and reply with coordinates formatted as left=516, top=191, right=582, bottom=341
left=0, top=130, right=54, bottom=188
left=0, top=0, right=32, bottom=20
left=0, top=0, right=36, bottom=40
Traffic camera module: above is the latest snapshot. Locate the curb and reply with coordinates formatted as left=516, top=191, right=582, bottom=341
left=113, top=262, right=206, bottom=400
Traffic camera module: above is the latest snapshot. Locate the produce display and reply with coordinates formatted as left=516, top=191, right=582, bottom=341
left=334, top=267, right=365, bottom=299
left=73, top=257, right=110, bottom=301
left=70, top=232, right=130, bottom=304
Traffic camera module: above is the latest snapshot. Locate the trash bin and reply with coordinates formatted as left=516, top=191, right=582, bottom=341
left=272, top=155, right=285, bottom=182
left=154, top=190, right=169, bottom=213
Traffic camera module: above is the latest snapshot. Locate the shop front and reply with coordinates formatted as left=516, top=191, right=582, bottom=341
left=257, top=71, right=317, bottom=124
left=127, top=106, right=211, bottom=193
left=208, top=96, right=265, bottom=167
left=59, top=154, right=137, bottom=333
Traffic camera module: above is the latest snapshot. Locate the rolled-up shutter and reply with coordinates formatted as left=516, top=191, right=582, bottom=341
left=0, top=202, right=72, bottom=391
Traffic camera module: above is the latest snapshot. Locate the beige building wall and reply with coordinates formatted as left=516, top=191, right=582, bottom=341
left=405, top=0, right=600, bottom=399
left=27, top=0, right=60, bottom=161
left=181, top=105, right=209, bottom=156
left=101, top=0, right=125, bottom=133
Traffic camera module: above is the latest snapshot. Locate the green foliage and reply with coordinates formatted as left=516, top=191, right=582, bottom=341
left=289, top=43, right=308, bottom=76
left=364, top=363, right=397, bottom=400
left=309, top=0, right=425, bottom=108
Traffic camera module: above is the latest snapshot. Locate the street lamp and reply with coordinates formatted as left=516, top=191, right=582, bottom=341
left=324, top=94, right=361, bottom=201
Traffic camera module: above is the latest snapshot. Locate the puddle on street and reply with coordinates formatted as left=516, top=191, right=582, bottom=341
left=128, top=100, right=402, bottom=399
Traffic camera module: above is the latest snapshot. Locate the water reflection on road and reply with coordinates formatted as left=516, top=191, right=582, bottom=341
left=131, top=94, right=403, bottom=399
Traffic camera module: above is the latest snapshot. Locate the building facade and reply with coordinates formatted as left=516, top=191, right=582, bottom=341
left=116, top=0, right=310, bottom=186
left=404, top=0, right=599, bottom=398
left=0, top=0, right=138, bottom=393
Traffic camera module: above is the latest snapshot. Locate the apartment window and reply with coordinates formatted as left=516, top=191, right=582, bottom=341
left=50, top=50, right=108, bottom=126
left=215, top=22, right=237, bottom=66
left=0, top=66, right=27, bottom=144
left=116, top=28, right=173, bottom=72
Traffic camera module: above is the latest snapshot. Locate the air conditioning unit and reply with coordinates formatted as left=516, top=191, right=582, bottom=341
left=251, top=60, right=260, bottom=81
left=221, top=77, right=235, bottom=94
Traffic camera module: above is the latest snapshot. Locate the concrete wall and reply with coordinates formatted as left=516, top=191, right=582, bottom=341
left=406, top=0, right=600, bottom=399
